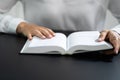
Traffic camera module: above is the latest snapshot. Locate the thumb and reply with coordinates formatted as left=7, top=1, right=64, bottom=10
left=98, top=30, right=108, bottom=42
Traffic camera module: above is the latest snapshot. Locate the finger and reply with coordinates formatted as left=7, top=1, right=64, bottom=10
left=33, top=30, right=46, bottom=39
left=114, top=43, right=120, bottom=54
left=109, top=35, right=119, bottom=54
left=46, top=28, right=55, bottom=36
left=27, top=33, right=33, bottom=40
left=41, top=29, right=53, bottom=38
left=98, top=30, right=108, bottom=42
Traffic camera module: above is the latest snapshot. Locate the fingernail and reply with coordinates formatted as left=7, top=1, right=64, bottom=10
left=29, top=37, right=32, bottom=40
left=97, top=38, right=101, bottom=41
left=49, top=35, right=52, bottom=38
left=53, top=33, right=55, bottom=36
left=42, top=36, right=46, bottom=39
left=115, top=50, right=118, bottom=54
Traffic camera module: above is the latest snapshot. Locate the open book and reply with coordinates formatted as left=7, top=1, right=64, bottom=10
left=20, top=31, right=113, bottom=55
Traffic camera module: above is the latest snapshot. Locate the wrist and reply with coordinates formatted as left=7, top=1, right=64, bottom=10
left=16, top=22, right=27, bottom=34
left=112, top=30, right=120, bottom=35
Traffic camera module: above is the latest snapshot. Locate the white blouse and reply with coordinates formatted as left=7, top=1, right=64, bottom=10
left=0, top=0, right=120, bottom=34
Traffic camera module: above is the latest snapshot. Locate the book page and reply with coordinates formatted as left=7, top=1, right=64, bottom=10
left=67, top=31, right=113, bottom=53
left=28, top=33, right=67, bottom=51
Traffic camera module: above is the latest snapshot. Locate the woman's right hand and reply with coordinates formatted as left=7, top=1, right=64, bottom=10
left=16, top=22, right=55, bottom=40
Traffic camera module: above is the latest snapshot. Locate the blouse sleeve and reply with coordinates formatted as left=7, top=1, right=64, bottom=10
left=0, top=0, right=25, bottom=33
left=0, top=14, right=24, bottom=33
left=108, top=0, right=120, bottom=34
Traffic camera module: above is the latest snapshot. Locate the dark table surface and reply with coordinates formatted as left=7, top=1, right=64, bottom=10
left=0, top=32, right=120, bottom=80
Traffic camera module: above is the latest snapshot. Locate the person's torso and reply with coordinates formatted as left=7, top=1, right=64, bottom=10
left=21, top=0, right=109, bottom=31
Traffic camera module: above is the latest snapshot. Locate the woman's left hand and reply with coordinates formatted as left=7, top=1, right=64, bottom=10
left=98, top=30, right=120, bottom=55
